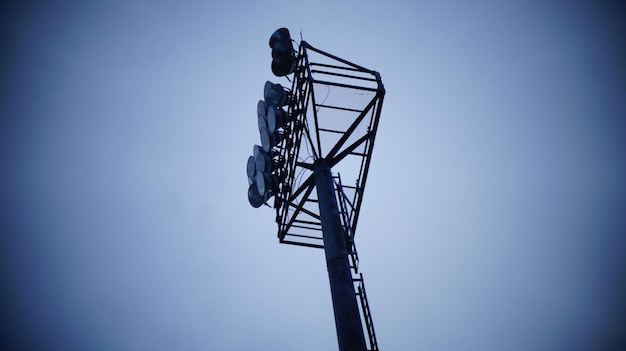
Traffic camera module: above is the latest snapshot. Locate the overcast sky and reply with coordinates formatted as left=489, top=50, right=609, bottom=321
left=1, top=1, right=625, bottom=350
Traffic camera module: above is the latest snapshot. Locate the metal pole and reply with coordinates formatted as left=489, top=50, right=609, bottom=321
left=314, top=158, right=366, bottom=351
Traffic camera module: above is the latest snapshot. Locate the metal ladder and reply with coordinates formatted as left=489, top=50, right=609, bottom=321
left=334, top=174, right=379, bottom=351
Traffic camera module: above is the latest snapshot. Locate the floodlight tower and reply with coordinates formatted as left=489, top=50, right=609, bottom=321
left=246, top=28, right=385, bottom=351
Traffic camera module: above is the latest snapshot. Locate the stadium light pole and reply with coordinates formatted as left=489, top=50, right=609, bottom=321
left=315, top=158, right=367, bottom=351
left=248, top=27, right=384, bottom=351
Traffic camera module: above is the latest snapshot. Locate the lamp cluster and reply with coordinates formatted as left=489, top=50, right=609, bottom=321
left=247, top=28, right=297, bottom=208
left=270, top=27, right=296, bottom=77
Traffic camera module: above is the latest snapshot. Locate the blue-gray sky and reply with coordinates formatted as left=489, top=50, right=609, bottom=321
left=1, top=1, right=625, bottom=350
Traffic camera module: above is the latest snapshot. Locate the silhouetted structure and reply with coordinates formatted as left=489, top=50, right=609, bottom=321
left=247, top=28, right=385, bottom=351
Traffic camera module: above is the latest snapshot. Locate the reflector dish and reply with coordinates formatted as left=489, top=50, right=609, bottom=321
left=258, top=115, right=267, bottom=131
left=269, top=28, right=290, bottom=48
left=253, top=145, right=262, bottom=158
left=257, top=100, right=267, bottom=118
left=264, top=81, right=287, bottom=107
left=247, top=155, right=256, bottom=179
left=264, top=81, right=272, bottom=103
left=260, top=127, right=275, bottom=152
left=268, top=107, right=287, bottom=132
left=269, top=28, right=295, bottom=77
left=267, top=107, right=277, bottom=132
left=248, top=182, right=265, bottom=208
left=255, top=152, right=271, bottom=173
left=256, top=171, right=271, bottom=196
left=272, top=55, right=295, bottom=77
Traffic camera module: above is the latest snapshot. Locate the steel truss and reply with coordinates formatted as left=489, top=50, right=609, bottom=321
left=272, top=40, right=385, bottom=351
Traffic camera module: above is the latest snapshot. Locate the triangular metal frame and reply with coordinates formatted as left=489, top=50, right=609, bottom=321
left=274, top=41, right=385, bottom=251
left=268, top=40, right=385, bottom=351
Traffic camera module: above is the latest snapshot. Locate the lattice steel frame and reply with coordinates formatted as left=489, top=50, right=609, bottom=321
left=274, top=41, right=385, bottom=251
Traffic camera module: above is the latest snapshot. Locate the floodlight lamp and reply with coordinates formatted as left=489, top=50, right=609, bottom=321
left=255, top=171, right=271, bottom=197
left=264, top=81, right=288, bottom=107
left=253, top=145, right=263, bottom=158
left=248, top=182, right=265, bottom=208
left=258, top=115, right=268, bottom=131
left=272, top=56, right=295, bottom=77
left=257, top=100, right=267, bottom=119
left=269, top=28, right=290, bottom=48
left=267, top=106, right=289, bottom=132
left=256, top=171, right=279, bottom=198
left=261, top=126, right=286, bottom=152
left=246, top=155, right=256, bottom=184
left=255, top=151, right=272, bottom=174
left=260, top=127, right=273, bottom=152
left=269, top=28, right=295, bottom=77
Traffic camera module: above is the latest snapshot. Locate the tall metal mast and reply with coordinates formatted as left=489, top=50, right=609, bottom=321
left=315, top=158, right=367, bottom=350
left=247, top=29, right=385, bottom=351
